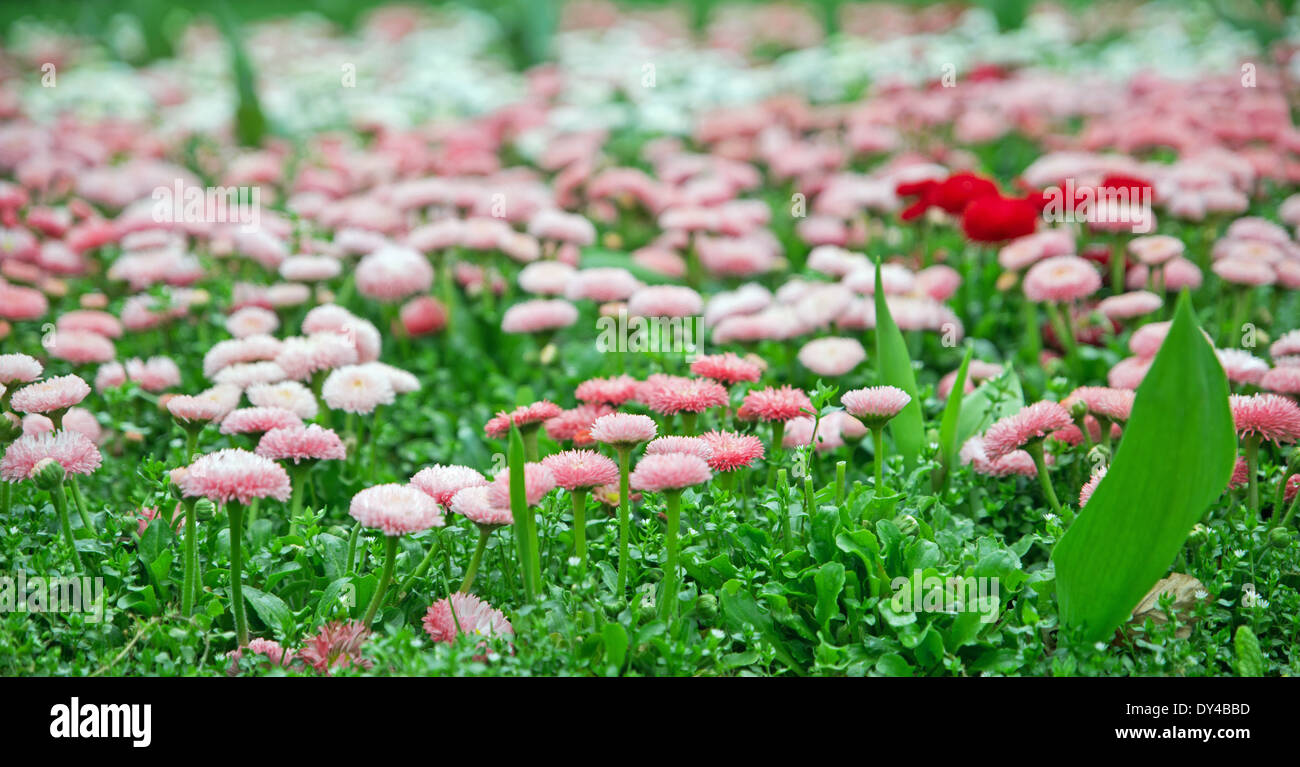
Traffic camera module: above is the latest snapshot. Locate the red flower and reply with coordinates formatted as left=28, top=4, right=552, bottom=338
left=898, top=172, right=1000, bottom=221
left=960, top=195, right=1040, bottom=243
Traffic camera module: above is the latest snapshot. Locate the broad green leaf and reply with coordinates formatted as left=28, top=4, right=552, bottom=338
left=934, top=345, right=973, bottom=491
left=602, top=622, right=628, bottom=672
left=1233, top=626, right=1265, bottom=677
left=1052, top=292, right=1235, bottom=642
left=954, top=368, right=1024, bottom=451
left=509, top=423, right=538, bottom=600
left=242, top=586, right=293, bottom=638
left=872, top=258, right=924, bottom=469
left=813, top=562, right=846, bottom=630
left=719, top=580, right=805, bottom=675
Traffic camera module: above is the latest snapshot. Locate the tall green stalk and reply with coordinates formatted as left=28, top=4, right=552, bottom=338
left=659, top=490, right=683, bottom=623
left=459, top=526, right=492, bottom=593
left=570, top=488, right=589, bottom=570
left=616, top=446, right=633, bottom=596
left=182, top=498, right=199, bottom=617
left=509, top=423, right=540, bottom=599
left=362, top=535, right=399, bottom=626
left=227, top=502, right=249, bottom=646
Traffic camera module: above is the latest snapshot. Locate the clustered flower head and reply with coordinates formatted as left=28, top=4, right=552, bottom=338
left=1, top=430, right=102, bottom=481
left=630, top=452, right=713, bottom=492
left=741, top=385, right=812, bottom=422
left=841, top=386, right=911, bottom=429
left=982, top=401, right=1073, bottom=460
left=484, top=400, right=563, bottom=438
left=256, top=425, right=346, bottom=464
left=180, top=449, right=292, bottom=505
left=349, top=483, right=446, bottom=536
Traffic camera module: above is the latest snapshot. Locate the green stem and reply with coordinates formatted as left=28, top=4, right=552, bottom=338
left=872, top=427, right=885, bottom=491
left=1026, top=441, right=1069, bottom=523
left=1, top=482, right=9, bottom=517
left=777, top=468, right=792, bottom=553
left=182, top=498, right=198, bottom=617
left=835, top=460, right=846, bottom=504
left=616, top=447, right=632, bottom=596
left=50, top=482, right=83, bottom=572
left=659, top=490, right=682, bottom=623
left=1245, top=436, right=1261, bottom=525
left=68, top=476, right=93, bottom=533
left=521, top=426, right=540, bottom=462
left=362, top=535, right=399, bottom=626
left=681, top=412, right=697, bottom=436
left=397, top=531, right=442, bottom=599
left=1279, top=488, right=1300, bottom=530
left=768, top=420, right=785, bottom=487
left=459, top=526, right=491, bottom=593
left=571, top=488, right=588, bottom=569
left=345, top=520, right=362, bottom=575
left=228, top=502, right=248, bottom=646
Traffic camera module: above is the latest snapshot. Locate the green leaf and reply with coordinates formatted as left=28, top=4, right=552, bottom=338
left=602, top=622, right=628, bottom=673
left=934, top=345, right=974, bottom=491
left=955, top=368, right=1024, bottom=451
left=509, top=423, right=539, bottom=600
left=813, top=562, right=846, bottom=630
left=241, top=586, right=294, bottom=638
left=1052, top=292, right=1235, bottom=642
left=1233, top=626, right=1265, bottom=677
left=719, top=580, right=805, bottom=675
left=216, top=4, right=267, bottom=147
left=872, top=258, right=924, bottom=469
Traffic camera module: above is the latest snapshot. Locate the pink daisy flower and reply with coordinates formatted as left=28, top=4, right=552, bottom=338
left=321, top=365, right=396, bottom=415
left=542, top=449, right=620, bottom=490
left=355, top=245, right=434, bottom=301
left=982, top=401, right=1073, bottom=460
left=10, top=375, right=90, bottom=414
left=1216, top=349, right=1269, bottom=386
left=49, top=330, right=116, bottom=365
left=644, top=377, right=728, bottom=415
left=203, top=335, right=284, bottom=378
left=1261, top=366, right=1300, bottom=395
left=1230, top=394, right=1300, bottom=444
left=1108, top=356, right=1153, bottom=390
left=1096, top=291, right=1162, bottom=320
left=220, top=407, right=304, bottom=436
left=1128, top=321, right=1172, bottom=358
left=544, top=404, right=613, bottom=446
left=630, top=452, right=712, bottom=492
left=1079, top=467, right=1107, bottom=507
left=841, top=386, right=912, bottom=428
left=1272, top=330, right=1300, bottom=358
left=1, top=430, right=102, bottom=481
left=167, top=394, right=227, bottom=424
left=645, top=435, right=713, bottom=460
left=484, top=400, right=563, bottom=439
left=349, top=483, right=445, bottom=536
left=298, top=621, right=373, bottom=674
left=450, top=485, right=512, bottom=528
left=56, top=310, right=123, bottom=339
left=797, top=337, right=866, bottom=377
left=423, top=593, right=513, bottom=646
left=1212, top=258, right=1275, bottom=287
left=226, top=306, right=280, bottom=339
left=410, top=464, right=489, bottom=507
left=937, top=360, right=1004, bottom=399
left=256, top=425, right=346, bottom=464
left=126, top=357, right=181, bottom=392
left=400, top=296, right=448, bottom=337
left=246, top=380, right=319, bottom=420
left=500, top=299, right=578, bottom=334
left=959, top=436, right=1045, bottom=478
left=179, top=449, right=292, bottom=505
left=574, top=375, right=640, bottom=406
left=1022, top=255, right=1102, bottom=303
left=518, top=260, right=576, bottom=296
left=487, top=463, right=556, bottom=508
left=274, top=334, right=359, bottom=382
left=742, top=385, right=812, bottom=422
left=627, top=285, right=703, bottom=318
left=0, top=353, right=42, bottom=385
left=589, top=412, right=657, bottom=448
left=689, top=352, right=762, bottom=386
left=566, top=267, right=642, bottom=302
left=1062, top=386, right=1135, bottom=422
left=698, top=430, right=764, bottom=472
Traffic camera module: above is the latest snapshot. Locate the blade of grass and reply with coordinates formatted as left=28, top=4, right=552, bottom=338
left=872, top=257, right=924, bottom=470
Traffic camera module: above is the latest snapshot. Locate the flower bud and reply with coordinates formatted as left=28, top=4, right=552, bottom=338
left=692, top=593, right=718, bottom=621
left=30, top=457, right=66, bottom=490
left=1187, top=523, right=1208, bottom=546
left=896, top=514, right=919, bottom=536
left=1268, top=527, right=1291, bottom=549
left=1069, top=399, right=1089, bottom=421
